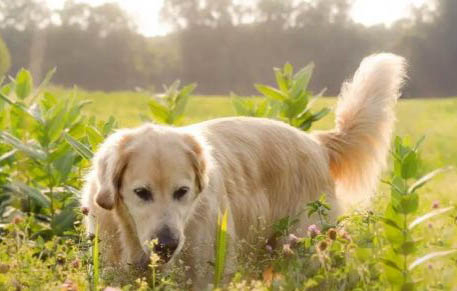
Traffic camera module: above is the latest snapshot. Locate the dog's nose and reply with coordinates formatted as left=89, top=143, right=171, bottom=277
left=153, top=227, right=179, bottom=262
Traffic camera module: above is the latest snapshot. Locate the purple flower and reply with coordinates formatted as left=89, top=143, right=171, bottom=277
left=307, top=224, right=321, bottom=238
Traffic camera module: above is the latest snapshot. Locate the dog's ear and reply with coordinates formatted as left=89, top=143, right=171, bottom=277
left=93, top=131, right=131, bottom=210
left=183, top=134, right=209, bottom=193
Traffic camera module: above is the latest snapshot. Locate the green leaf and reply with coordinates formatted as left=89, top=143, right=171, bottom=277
left=231, top=96, right=249, bottom=116
left=408, top=206, right=454, bottom=230
left=408, top=250, right=457, bottom=271
left=30, top=67, right=56, bottom=103
left=408, top=166, right=453, bottom=193
left=86, top=126, right=104, bottom=150
left=401, top=151, right=418, bottom=179
left=53, top=152, right=76, bottom=184
left=255, top=84, right=287, bottom=101
left=274, top=68, right=288, bottom=92
left=291, top=63, right=314, bottom=98
left=214, top=210, right=229, bottom=288
left=51, top=204, right=76, bottom=235
left=395, top=240, right=420, bottom=255
left=0, top=131, right=46, bottom=160
left=148, top=98, right=169, bottom=123
left=64, top=133, right=93, bottom=160
left=380, top=258, right=402, bottom=272
left=15, top=69, right=33, bottom=99
left=8, top=182, right=51, bottom=208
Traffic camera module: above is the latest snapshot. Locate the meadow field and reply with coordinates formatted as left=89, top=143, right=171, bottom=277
left=1, top=79, right=457, bottom=290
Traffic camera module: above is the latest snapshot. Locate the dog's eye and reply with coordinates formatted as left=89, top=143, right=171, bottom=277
left=173, top=186, right=189, bottom=200
left=134, top=187, right=152, bottom=201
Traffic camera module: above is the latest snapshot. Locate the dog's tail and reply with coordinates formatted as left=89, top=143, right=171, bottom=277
left=314, top=53, right=407, bottom=207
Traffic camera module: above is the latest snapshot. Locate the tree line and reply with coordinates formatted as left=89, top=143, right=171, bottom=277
left=0, top=0, right=456, bottom=97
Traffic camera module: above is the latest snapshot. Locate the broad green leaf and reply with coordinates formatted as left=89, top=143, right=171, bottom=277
left=283, top=63, right=293, bottom=79
left=8, top=182, right=51, bottom=208
left=1, top=83, right=12, bottom=96
left=46, top=102, right=68, bottom=144
left=291, top=63, right=314, bottom=98
left=274, top=68, right=288, bottom=92
left=0, top=131, right=46, bottom=160
left=51, top=205, right=77, bottom=235
left=64, top=133, right=93, bottom=160
left=408, top=250, right=457, bottom=271
left=409, top=206, right=454, bottom=230
left=86, top=126, right=104, bottom=150
left=255, top=84, right=287, bottom=101
left=15, top=69, right=33, bottom=99
left=398, top=192, right=419, bottom=214
left=0, top=91, right=43, bottom=124
left=395, top=240, right=420, bottom=255
left=148, top=98, right=169, bottom=123
left=379, top=258, right=402, bottom=271
left=401, top=151, right=418, bottom=179
left=102, top=116, right=117, bottom=135
left=53, top=152, right=76, bottom=184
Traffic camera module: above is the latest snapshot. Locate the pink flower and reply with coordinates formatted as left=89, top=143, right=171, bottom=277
left=307, top=224, right=321, bottom=238
left=432, top=200, right=440, bottom=209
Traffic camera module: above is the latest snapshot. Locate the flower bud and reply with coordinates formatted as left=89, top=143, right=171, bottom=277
left=327, top=228, right=337, bottom=240
left=81, top=206, right=90, bottom=216
left=317, top=240, right=328, bottom=252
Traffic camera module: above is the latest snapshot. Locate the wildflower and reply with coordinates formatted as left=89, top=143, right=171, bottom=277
left=81, top=206, right=89, bottom=216
left=307, top=224, right=320, bottom=238
left=327, top=228, right=337, bottom=240
left=265, top=244, right=273, bottom=253
left=432, top=200, right=440, bottom=209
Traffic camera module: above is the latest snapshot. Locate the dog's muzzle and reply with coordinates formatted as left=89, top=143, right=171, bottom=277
left=153, top=226, right=179, bottom=263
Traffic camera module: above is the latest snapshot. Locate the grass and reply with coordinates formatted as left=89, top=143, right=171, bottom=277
left=2, top=87, right=457, bottom=290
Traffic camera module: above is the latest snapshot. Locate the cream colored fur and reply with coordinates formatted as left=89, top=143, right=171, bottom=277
left=81, top=53, right=406, bottom=287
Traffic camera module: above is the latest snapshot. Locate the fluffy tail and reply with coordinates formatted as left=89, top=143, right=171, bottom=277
left=314, top=53, right=407, bottom=207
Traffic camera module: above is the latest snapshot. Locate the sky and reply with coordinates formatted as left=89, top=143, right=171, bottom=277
left=46, top=0, right=429, bottom=37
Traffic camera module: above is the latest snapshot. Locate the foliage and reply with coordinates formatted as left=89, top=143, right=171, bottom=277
left=0, top=69, right=115, bottom=240
left=0, top=69, right=456, bottom=290
left=232, top=62, right=329, bottom=131
left=144, top=80, right=196, bottom=125
left=380, top=136, right=456, bottom=290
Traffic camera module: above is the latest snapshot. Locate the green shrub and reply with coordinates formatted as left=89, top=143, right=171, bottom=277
left=232, top=62, right=329, bottom=130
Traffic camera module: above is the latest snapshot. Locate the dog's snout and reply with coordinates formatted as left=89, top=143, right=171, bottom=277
left=153, top=227, right=179, bottom=262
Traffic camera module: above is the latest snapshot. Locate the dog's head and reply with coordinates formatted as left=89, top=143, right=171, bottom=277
left=93, top=124, right=209, bottom=265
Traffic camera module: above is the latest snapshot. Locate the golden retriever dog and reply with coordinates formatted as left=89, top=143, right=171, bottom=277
left=81, top=53, right=406, bottom=287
